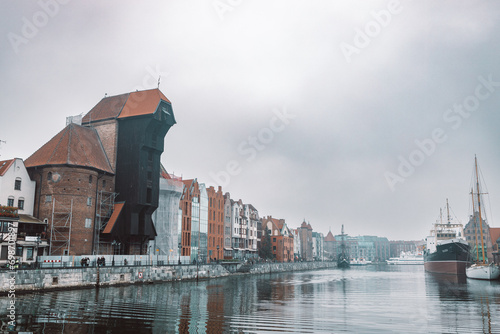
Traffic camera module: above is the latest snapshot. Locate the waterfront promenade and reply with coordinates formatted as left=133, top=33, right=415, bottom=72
left=0, top=260, right=335, bottom=293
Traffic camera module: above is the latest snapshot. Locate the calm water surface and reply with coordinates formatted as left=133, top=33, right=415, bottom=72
left=1, top=265, right=499, bottom=333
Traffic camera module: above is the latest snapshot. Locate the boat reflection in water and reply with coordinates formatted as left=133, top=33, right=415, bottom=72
left=425, top=271, right=500, bottom=334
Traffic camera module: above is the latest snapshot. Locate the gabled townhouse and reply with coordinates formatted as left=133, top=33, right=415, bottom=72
left=312, top=231, right=324, bottom=261
left=291, top=228, right=301, bottom=261
left=245, top=203, right=259, bottom=259
left=199, top=183, right=208, bottom=264
left=464, top=211, right=494, bottom=263
left=180, top=179, right=200, bottom=260
left=207, top=185, right=224, bottom=261
left=231, top=199, right=246, bottom=260
left=262, top=216, right=294, bottom=262
left=0, top=158, right=48, bottom=265
left=223, top=193, right=233, bottom=259
left=0, top=158, right=36, bottom=215
left=324, top=230, right=336, bottom=261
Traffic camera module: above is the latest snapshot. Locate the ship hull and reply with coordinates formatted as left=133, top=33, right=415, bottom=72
left=337, top=260, right=350, bottom=269
left=424, top=241, right=471, bottom=275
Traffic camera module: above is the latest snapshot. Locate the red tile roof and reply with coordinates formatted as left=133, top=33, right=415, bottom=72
left=0, top=159, right=14, bottom=176
left=25, top=123, right=114, bottom=174
left=82, top=88, right=171, bottom=123
left=325, top=231, right=336, bottom=242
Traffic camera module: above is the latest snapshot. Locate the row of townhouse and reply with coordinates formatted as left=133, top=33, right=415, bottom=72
left=152, top=172, right=260, bottom=264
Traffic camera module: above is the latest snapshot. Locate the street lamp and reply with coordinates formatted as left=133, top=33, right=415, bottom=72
left=35, top=236, right=41, bottom=269
left=178, top=242, right=182, bottom=265
left=111, top=240, right=120, bottom=266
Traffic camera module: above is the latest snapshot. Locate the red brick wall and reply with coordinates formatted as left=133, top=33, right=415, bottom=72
left=207, top=186, right=224, bottom=261
left=29, top=166, right=115, bottom=255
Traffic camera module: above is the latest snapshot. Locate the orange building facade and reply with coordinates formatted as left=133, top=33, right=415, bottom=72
left=207, top=186, right=224, bottom=261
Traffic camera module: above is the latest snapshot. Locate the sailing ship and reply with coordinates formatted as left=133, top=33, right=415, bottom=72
left=466, top=156, right=500, bottom=280
left=337, top=225, right=350, bottom=268
left=424, top=199, right=472, bottom=275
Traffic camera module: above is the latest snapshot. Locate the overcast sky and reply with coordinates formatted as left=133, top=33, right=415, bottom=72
left=1, top=1, right=500, bottom=240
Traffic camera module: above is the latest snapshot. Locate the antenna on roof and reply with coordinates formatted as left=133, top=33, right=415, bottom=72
left=0, top=140, right=5, bottom=157
left=157, top=75, right=161, bottom=89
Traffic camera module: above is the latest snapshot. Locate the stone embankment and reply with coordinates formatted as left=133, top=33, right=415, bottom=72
left=0, top=261, right=335, bottom=293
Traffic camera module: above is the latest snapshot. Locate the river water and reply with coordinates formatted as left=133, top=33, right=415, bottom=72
left=1, top=265, right=499, bottom=333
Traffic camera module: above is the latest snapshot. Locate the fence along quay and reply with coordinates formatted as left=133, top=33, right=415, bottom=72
left=0, top=255, right=335, bottom=293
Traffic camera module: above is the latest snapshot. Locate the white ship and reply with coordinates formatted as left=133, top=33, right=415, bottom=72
left=387, top=251, right=424, bottom=265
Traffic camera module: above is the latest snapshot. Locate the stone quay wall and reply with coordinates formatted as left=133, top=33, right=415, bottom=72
left=0, top=261, right=335, bottom=293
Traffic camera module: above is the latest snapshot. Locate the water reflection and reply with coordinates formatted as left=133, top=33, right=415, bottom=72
left=1, top=266, right=500, bottom=333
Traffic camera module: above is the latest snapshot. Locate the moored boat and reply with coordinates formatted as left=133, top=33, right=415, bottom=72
left=466, top=263, right=500, bottom=280
left=337, top=225, right=350, bottom=269
left=424, top=199, right=472, bottom=275
left=387, top=251, right=423, bottom=265
left=350, top=258, right=371, bottom=266
left=466, top=156, right=500, bottom=280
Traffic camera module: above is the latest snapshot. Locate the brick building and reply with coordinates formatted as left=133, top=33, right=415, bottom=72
left=25, top=88, right=176, bottom=255
left=299, top=221, right=313, bottom=261
left=262, top=216, right=294, bottom=262
left=207, top=185, right=224, bottom=261
left=180, top=179, right=200, bottom=259
left=25, top=124, right=115, bottom=255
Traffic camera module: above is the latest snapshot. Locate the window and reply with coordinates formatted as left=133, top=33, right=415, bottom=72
left=7, top=197, right=14, bottom=207
left=146, top=188, right=152, bottom=204
left=87, top=197, right=92, bottom=206
left=89, top=175, right=93, bottom=184
left=85, top=218, right=92, bottom=228
left=16, top=246, right=23, bottom=257
left=45, top=195, right=52, bottom=203
left=14, top=178, right=21, bottom=190
left=47, top=172, right=52, bottom=181
left=102, top=180, right=106, bottom=188
left=18, top=199, right=24, bottom=210
left=26, top=247, right=34, bottom=261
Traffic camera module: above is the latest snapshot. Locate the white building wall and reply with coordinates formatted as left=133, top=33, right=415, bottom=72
left=0, top=158, right=36, bottom=215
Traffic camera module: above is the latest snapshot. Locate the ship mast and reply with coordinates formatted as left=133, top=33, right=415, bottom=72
left=471, top=188, right=479, bottom=261
left=446, top=198, right=451, bottom=224
left=475, top=155, right=486, bottom=264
